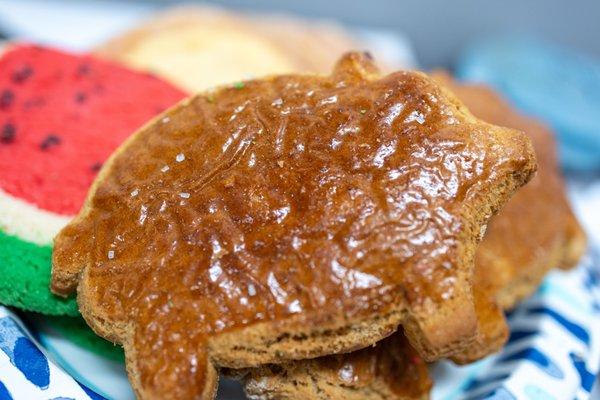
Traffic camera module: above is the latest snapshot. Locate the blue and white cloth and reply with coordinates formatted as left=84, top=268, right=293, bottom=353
left=0, top=307, right=103, bottom=400
left=433, top=247, right=600, bottom=400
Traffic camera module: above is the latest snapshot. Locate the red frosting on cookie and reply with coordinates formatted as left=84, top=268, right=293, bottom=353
left=0, top=44, right=186, bottom=215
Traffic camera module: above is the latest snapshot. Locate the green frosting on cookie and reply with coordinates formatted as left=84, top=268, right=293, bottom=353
left=0, top=229, right=78, bottom=315
left=43, top=315, right=125, bottom=363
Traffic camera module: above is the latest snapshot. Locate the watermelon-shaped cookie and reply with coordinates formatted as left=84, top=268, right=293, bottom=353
left=0, top=44, right=186, bottom=315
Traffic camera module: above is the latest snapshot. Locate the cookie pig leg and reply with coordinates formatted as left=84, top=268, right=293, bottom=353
left=403, top=281, right=478, bottom=361
left=126, top=320, right=218, bottom=400
left=451, top=288, right=508, bottom=364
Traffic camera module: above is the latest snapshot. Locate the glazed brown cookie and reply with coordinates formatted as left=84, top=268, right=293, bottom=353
left=51, top=54, right=535, bottom=399
left=241, top=76, right=584, bottom=400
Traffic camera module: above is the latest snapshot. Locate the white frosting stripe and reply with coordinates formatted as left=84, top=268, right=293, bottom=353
left=0, top=189, right=73, bottom=246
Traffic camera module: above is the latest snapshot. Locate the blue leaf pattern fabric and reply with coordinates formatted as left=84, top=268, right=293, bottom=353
left=0, top=317, right=49, bottom=389
left=77, top=381, right=106, bottom=400
left=13, top=336, right=50, bottom=389
left=0, top=380, right=12, bottom=400
left=0, top=311, right=103, bottom=399
left=436, top=249, right=600, bottom=400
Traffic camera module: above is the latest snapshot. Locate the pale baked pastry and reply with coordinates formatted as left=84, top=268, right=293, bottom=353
left=96, top=6, right=364, bottom=92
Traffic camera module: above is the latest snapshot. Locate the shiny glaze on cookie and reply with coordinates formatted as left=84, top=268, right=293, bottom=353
left=438, top=75, right=585, bottom=307
left=309, top=77, right=582, bottom=393
left=52, top=53, right=533, bottom=398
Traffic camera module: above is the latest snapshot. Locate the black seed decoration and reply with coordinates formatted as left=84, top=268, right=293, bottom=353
left=40, top=134, right=62, bottom=150
left=0, top=90, right=15, bottom=109
left=77, top=63, right=91, bottom=76
left=1, top=123, right=15, bottom=144
left=90, top=162, right=103, bottom=172
left=74, top=91, right=87, bottom=103
left=11, top=65, right=34, bottom=84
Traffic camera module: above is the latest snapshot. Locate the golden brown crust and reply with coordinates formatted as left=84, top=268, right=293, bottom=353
left=560, top=212, right=587, bottom=269
left=450, top=287, right=508, bottom=364
left=51, top=55, right=535, bottom=399
left=240, top=333, right=431, bottom=400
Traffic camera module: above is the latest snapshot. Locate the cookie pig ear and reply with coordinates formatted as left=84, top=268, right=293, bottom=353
left=51, top=221, right=92, bottom=296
